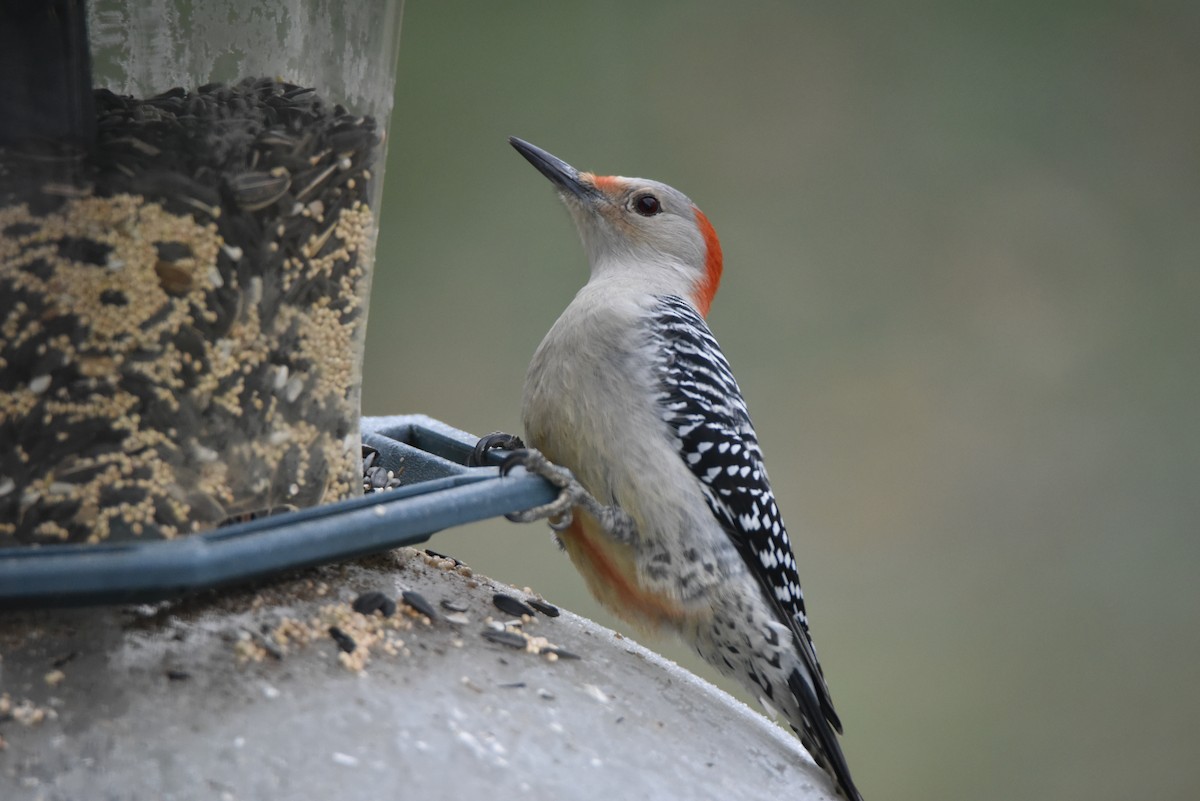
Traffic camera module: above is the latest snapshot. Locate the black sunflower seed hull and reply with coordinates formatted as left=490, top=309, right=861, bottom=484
left=482, top=629, right=528, bottom=650
left=401, top=590, right=438, bottom=621
left=492, top=593, right=538, bottom=618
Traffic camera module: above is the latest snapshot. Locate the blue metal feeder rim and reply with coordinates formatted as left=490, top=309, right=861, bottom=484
left=0, top=415, right=553, bottom=609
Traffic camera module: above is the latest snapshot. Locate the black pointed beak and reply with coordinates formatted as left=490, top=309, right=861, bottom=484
left=510, top=137, right=596, bottom=200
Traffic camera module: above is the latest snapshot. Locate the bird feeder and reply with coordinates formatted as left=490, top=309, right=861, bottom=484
left=0, top=2, right=557, bottom=607
left=1, top=1, right=404, bottom=545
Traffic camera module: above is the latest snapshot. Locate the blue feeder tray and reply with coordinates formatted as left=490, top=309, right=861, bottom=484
left=0, top=416, right=553, bottom=609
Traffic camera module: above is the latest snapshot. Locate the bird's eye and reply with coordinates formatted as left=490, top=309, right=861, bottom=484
left=633, top=194, right=661, bottom=217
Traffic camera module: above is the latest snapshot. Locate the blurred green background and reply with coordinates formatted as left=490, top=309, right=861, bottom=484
left=364, top=4, right=1199, bottom=800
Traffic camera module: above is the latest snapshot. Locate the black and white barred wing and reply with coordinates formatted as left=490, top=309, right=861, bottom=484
left=648, top=294, right=841, bottom=725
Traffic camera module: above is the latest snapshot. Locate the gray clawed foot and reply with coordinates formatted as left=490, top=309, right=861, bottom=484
left=469, top=432, right=526, bottom=467
left=499, top=448, right=589, bottom=530
left=499, top=449, right=638, bottom=543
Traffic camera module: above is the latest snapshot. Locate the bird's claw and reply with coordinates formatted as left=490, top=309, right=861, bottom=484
left=499, top=448, right=586, bottom=529
left=469, top=431, right=526, bottom=467
left=499, top=448, right=570, bottom=484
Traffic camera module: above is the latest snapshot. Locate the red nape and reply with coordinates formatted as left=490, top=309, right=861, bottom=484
left=691, top=206, right=723, bottom=317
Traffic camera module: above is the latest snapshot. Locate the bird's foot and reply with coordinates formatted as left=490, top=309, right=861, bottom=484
left=469, top=431, right=526, bottom=467
left=499, top=449, right=638, bottom=542
left=500, top=448, right=591, bottom=530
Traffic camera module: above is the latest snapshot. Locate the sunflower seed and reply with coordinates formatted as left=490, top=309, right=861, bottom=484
left=492, top=593, right=537, bottom=618
left=228, top=171, right=292, bottom=211
left=540, top=646, right=580, bottom=661
left=328, top=626, right=356, bottom=653
left=527, top=599, right=560, bottom=617
left=352, top=591, right=396, bottom=617
left=401, top=590, right=438, bottom=621
left=482, top=629, right=528, bottom=650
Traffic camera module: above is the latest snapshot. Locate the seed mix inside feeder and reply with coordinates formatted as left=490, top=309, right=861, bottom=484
left=0, top=78, right=384, bottom=546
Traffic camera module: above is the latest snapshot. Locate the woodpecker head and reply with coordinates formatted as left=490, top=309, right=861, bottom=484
left=511, top=137, right=724, bottom=317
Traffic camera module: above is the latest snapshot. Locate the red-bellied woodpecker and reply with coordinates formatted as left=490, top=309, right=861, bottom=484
left=480, top=137, right=863, bottom=800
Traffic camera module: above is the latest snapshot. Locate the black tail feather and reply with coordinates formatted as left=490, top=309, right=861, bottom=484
left=787, top=668, right=863, bottom=801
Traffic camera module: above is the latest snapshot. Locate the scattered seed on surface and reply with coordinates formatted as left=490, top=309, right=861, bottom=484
left=583, top=684, right=610, bottom=704
left=424, top=548, right=460, bottom=566
left=492, top=593, right=537, bottom=618
left=51, top=652, right=78, bottom=669
left=256, top=632, right=284, bottom=660
left=365, top=465, right=390, bottom=489
left=362, top=447, right=402, bottom=493
left=541, top=646, right=581, bottom=661
left=440, top=599, right=468, bottom=613
left=482, top=629, right=528, bottom=650
left=401, top=590, right=437, bottom=621
left=528, top=599, right=560, bottom=617
left=351, top=590, right=396, bottom=617
left=328, top=626, right=356, bottom=653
